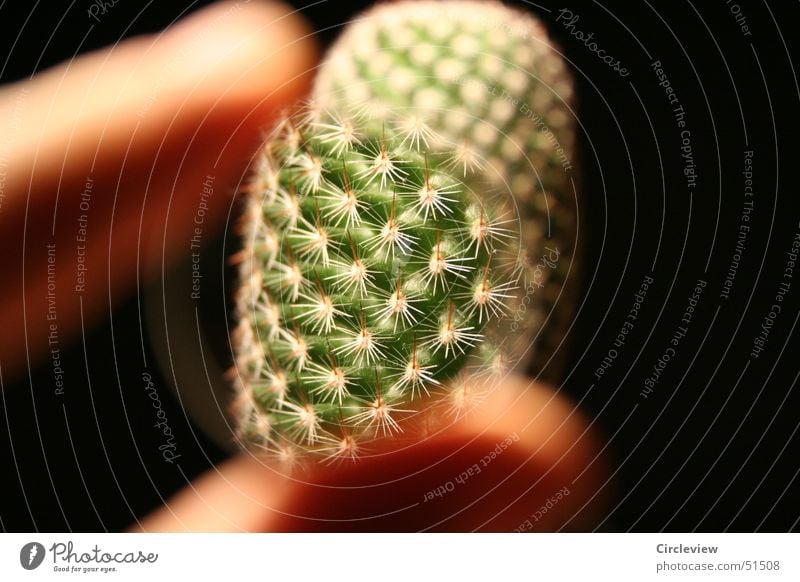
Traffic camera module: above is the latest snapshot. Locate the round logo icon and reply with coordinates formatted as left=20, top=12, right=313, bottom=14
left=20, top=542, right=46, bottom=570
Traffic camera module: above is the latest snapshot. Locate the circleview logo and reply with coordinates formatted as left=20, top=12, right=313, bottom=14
left=20, top=542, right=46, bottom=570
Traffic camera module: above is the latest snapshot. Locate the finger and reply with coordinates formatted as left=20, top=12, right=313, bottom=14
left=132, top=454, right=293, bottom=533
left=0, top=1, right=318, bottom=380
left=0, top=1, right=315, bottom=209
left=273, top=375, right=609, bottom=531
left=137, top=376, right=608, bottom=532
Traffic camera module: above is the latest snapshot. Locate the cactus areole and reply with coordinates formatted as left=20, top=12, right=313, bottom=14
left=230, top=1, right=577, bottom=460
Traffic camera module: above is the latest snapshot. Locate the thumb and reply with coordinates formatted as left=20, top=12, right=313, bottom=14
left=135, top=376, right=608, bottom=532
left=270, top=376, right=609, bottom=532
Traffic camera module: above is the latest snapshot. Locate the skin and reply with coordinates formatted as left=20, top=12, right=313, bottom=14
left=0, top=0, right=609, bottom=532
left=0, top=0, right=317, bottom=379
left=136, top=375, right=610, bottom=532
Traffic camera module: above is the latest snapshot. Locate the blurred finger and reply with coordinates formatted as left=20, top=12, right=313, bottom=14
left=137, top=375, right=608, bottom=532
left=0, top=1, right=318, bottom=380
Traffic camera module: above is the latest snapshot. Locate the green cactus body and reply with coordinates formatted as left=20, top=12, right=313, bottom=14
left=313, top=1, right=578, bottom=379
left=232, top=1, right=578, bottom=459
left=232, top=108, right=523, bottom=459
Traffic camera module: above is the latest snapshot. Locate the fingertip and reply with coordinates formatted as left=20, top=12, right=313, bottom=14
left=134, top=454, right=293, bottom=532
left=267, top=377, right=609, bottom=531
left=160, top=1, right=319, bottom=115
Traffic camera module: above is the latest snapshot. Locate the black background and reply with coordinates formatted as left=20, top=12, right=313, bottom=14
left=1, top=0, right=798, bottom=532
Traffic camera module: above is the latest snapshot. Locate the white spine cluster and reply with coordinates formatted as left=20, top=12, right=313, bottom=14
left=231, top=104, right=524, bottom=459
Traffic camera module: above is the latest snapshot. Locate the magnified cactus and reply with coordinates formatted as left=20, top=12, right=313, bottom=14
left=230, top=0, right=578, bottom=460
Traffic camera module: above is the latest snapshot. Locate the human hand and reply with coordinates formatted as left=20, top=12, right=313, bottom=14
left=135, top=372, right=608, bottom=532
left=0, top=1, right=316, bottom=380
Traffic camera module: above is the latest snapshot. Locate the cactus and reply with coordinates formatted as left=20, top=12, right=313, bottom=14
left=313, top=0, right=578, bottom=379
left=231, top=1, right=578, bottom=460
left=231, top=107, right=522, bottom=460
